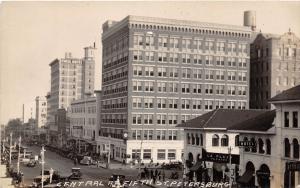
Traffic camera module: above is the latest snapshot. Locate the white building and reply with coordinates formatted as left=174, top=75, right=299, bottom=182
left=235, top=85, right=300, bottom=188
left=69, top=93, right=100, bottom=154
left=177, top=109, right=273, bottom=183
left=35, top=96, right=47, bottom=128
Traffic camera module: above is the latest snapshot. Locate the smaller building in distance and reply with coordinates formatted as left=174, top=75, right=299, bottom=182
left=35, top=96, right=47, bottom=129
left=250, top=30, right=300, bottom=109
left=69, top=91, right=101, bottom=154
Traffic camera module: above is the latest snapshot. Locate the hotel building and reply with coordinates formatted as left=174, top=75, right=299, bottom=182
left=99, top=15, right=253, bottom=163
left=47, top=45, right=96, bottom=146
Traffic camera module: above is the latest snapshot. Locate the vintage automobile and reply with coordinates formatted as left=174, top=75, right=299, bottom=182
left=30, top=175, right=49, bottom=188
left=109, top=174, right=126, bottom=188
left=26, top=159, right=37, bottom=167
left=69, top=167, right=82, bottom=180
left=79, top=156, right=93, bottom=165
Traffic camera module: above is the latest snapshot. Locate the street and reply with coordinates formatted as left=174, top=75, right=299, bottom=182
left=12, top=145, right=149, bottom=188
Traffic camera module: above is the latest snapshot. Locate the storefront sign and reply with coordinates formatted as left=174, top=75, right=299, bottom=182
left=238, top=141, right=256, bottom=147
left=256, top=170, right=270, bottom=177
left=286, top=162, right=300, bottom=171
left=203, top=152, right=240, bottom=164
left=72, top=126, right=83, bottom=129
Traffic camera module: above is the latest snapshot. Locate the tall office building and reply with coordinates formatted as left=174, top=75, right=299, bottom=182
left=35, top=96, right=47, bottom=128
left=100, top=15, right=253, bottom=163
left=47, top=45, right=96, bottom=145
left=250, top=30, right=300, bottom=109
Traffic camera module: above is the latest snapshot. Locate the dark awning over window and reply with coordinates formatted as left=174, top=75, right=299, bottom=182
left=237, top=170, right=254, bottom=183
left=190, top=161, right=202, bottom=171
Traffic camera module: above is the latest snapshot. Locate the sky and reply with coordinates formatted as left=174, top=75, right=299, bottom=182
left=0, top=1, right=300, bottom=125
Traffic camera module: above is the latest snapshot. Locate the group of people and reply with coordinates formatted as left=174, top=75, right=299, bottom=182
left=142, top=167, right=166, bottom=183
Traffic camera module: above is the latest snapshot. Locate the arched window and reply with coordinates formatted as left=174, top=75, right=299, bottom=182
left=187, top=133, right=190, bottom=144
left=200, top=134, right=203, bottom=146
left=191, top=134, right=195, bottom=145
left=244, top=137, right=250, bottom=152
left=235, top=135, right=240, bottom=146
left=221, top=135, right=229, bottom=146
left=258, top=138, right=264, bottom=154
left=293, top=139, right=299, bottom=159
left=212, top=134, right=219, bottom=146
left=251, top=138, right=257, bottom=153
left=285, top=138, right=290, bottom=157
left=196, top=134, right=200, bottom=146
left=266, top=139, right=271, bottom=155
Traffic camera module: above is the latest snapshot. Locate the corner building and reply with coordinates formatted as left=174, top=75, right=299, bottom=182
left=100, top=15, right=253, bottom=163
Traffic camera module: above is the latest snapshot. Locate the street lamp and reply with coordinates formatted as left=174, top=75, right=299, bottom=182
left=41, top=146, right=46, bottom=188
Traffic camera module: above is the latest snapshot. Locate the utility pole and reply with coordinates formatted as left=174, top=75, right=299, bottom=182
left=41, top=146, right=46, bottom=188
left=9, top=132, right=12, bottom=165
left=107, top=134, right=111, bottom=169
left=138, top=128, right=144, bottom=178
left=17, top=136, right=21, bottom=173
left=0, top=125, right=2, bottom=165
left=228, top=146, right=232, bottom=188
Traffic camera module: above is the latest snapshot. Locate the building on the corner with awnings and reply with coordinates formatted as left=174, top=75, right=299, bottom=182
left=176, top=108, right=275, bottom=184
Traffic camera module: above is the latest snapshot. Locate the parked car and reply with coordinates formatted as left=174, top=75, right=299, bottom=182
left=69, top=167, right=82, bottom=180
left=109, top=174, right=126, bottom=188
left=80, top=156, right=93, bottom=165
left=26, top=160, right=37, bottom=167
left=30, top=175, right=49, bottom=188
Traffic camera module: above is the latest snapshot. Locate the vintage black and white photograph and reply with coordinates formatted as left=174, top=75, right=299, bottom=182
left=0, top=1, right=300, bottom=188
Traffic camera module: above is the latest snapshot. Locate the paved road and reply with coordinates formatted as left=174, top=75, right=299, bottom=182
left=13, top=145, right=150, bottom=188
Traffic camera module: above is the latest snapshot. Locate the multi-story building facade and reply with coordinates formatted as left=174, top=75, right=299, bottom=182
left=178, top=108, right=275, bottom=184
left=99, top=15, right=253, bottom=163
left=35, top=96, right=47, bottom=129
left=236, top=85, right=300, bottom=188
left=250, top=30, right=300, bottom=109
left=70, top=92, right=101, bottom=154
left=47, top=45, right=96, bottom=146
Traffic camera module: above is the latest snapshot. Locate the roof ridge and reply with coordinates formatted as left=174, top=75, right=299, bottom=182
left=203, top=109, right=219, bottom=128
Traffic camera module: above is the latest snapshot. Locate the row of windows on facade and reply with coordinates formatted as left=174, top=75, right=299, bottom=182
left=103, top=67, right=128, bottom=83
left=72, top=128, right=95, bottom=138
left=103, top=37, right=129, bottom=57
left=100, top=113, right=200, bottom=125
left=131, top=98, right=247, bottom=110
left=60, top=85, right=92, bottom=90
left=103, top=84, right=128, bottom=96
left=284, top=138, right=300, bottom=159
left=132, top=35, right=248, bottom=51
left=60, top=78, right=92, bottom=83
left=284, top=111, right=299, bottom=128
left=130, top=129, right=178, bottom=141
left=103, top=53, right=129, bottom=70
left=131, top=66, right=247, bottom=81
left=252, top=61, right=300, bottom=75
left=60, top=64, right=93, bottom=70
left=70, top=117, right=96, bottom=126
left=71, top=106, right=97, bottom=114
left=255, top=47, right=297, bottom=58
left=132, top=51, right=248, bottom=65
left=242, top=137, right=271, bottom=155
left=131, top=149, right=177, bottom=161
left=132, top=82, right=247, bottom=95
left=251, top=91, right=269, bottom=102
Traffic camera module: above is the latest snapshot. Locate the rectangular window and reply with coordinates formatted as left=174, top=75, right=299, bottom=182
left=284, top=112, right=289, bottom=127
left=205, top=70, right=214, bottom=80
left=132, top=149, right=141, bottom=159
left=204, top=100, right=213, bottom=110
left=143, top=149, right=151, bottom=160
left=293, top=111, right=298, bottom=128
left=205, top=56, right=213, bottom=66
left=144, top=98, right=154, bottom=108
left=157, top=149, right=166, bottom=160
left=193, top=84, right=202, bottom=94
left=193, top=69, right=202, bottom=79
left=215, top=100, right=225, bottom=109
left=168, top=149, right=176, bottom=160
left=145, top=66, right=154, bottom=76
